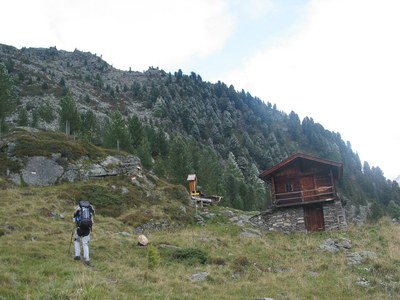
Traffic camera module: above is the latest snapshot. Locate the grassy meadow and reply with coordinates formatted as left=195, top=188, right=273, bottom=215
left=1, top=178, right=400, bottom=299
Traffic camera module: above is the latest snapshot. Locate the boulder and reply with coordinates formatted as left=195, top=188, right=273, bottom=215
left=137, top=234, right=149, bottom=246
left=21, top=156, right=63, bottom=186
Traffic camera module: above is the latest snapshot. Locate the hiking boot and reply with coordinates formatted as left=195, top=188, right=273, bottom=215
left=84, top=260, right=91, bottom=266
left=74, top=256, right=80, bottom=261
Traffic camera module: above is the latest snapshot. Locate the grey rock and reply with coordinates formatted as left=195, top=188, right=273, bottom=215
left=320, top=238, right=352, bottom=252
left=195, top=237, right=221, bottom=243
left=320, top=239, right=340, bottom=252
left=159, top=244, right=181, bottom=250
left=179, top=205, right=187, bottom=214
left=22, top=156, right=64, bottom=186
left=240, top=231, right=261, bottom=239
left=9, top=173, right=21, bottom=185
left=337, top=238, right=352, bottom=249
left=347, top=251, right=377, bottom=265
left=356, top=277, right=370, bottom=287
left=190, top=272, right=209, bottom=282
left=121, top=187, right=129, bottom=194
left=221, top=209, right=235, bottom=218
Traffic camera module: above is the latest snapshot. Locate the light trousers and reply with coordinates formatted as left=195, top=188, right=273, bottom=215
left=74, top=229, right=90, bottom=261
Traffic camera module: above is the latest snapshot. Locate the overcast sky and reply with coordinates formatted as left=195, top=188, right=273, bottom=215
left=1, top=0, right=399, bottom=180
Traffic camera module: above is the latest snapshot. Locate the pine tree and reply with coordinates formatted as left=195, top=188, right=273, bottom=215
left=246, top=163, right=268, bottom=210
left=223, top=152, right=245, bottom=209
left=0, top=63, right=16, bottom=134
left=79, top=110, right=100, bottom=143
left=59, top=92, right=81, bottom=135
left=137, top=137, right=152, bottom=169
left=168, top=135, right=190, bottom=185
left=127, top=115, right=144, bottom=148
left=17, top=108, right=29, bottom=126
left=104, top=111, right=132, bottom=152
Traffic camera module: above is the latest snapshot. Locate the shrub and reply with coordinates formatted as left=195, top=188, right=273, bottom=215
left=367, top=202, right=384, bottom=223
left=168, top=247, right=208, bottom=265
left=147, top=244, right=161, bottom=269
left=232, top=256, right=250, bottom=273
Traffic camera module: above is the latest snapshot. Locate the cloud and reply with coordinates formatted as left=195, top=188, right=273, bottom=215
left=222, top=0, right=400, bottom=178
left=57, top=0, right=234, bottom=71
left=1, top=0, right=234, bottom=71
left=243, top=0, right=275, bottom=19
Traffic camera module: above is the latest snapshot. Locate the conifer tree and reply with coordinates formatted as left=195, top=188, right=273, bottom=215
left=79, top=110, right=100, bottom=143
left=168, top=135, right=190, bottom=185
left=137, top=137, right=152, bottom=170
left=17, top=108, right=29, bottom=126
left=104, top=111, right=132, bottom=152
left=246, top=163, right=268, bottom=210
left=127, top=115, right=144, bottom=148
left=223, top=152, right=245, bottom=209
left=59, top=92, right=80, bottom=135
left=0, top=63, right=16, bottom=134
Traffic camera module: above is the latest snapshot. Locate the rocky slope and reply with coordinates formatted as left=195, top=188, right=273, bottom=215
left=0, top=43, right=153, bottom=129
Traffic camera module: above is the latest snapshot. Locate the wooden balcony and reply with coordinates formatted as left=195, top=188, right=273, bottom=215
left=273, top=186, right=336, bottom=207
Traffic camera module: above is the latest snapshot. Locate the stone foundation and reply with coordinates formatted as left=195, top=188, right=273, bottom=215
left=323, top=200, right=348, bottom=231
left=250, top=200, right=347, bottom=232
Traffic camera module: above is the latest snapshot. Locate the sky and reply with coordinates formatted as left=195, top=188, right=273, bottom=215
left=1, top=0, right=399, bottom=180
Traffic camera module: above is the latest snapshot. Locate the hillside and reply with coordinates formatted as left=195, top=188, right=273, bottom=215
left=1, top=43, right=400, bottom=220
left=1, top=181, right=400, bottom=299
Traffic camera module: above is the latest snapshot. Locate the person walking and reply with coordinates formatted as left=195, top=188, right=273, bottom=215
left=73, top=200, right=95, bottom=266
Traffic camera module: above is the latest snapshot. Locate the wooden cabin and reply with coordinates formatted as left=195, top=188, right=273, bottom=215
left=257, top=153, right=347, bottom=232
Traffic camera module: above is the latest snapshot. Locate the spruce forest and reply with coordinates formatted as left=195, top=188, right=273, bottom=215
left=0, top=43, right=399, bottom=220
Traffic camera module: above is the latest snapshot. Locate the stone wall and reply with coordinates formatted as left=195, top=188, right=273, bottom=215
left=323, top=200, right=348, bottom=231
left=250, top=200, right=347, bottom=232
left=250, top=206, right=306, bottom=233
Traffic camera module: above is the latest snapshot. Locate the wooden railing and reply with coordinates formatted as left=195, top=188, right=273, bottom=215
left=273, top=186, right=336, bottom=207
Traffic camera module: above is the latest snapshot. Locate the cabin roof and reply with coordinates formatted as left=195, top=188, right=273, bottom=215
left=258, top=153, right=343, bottom=181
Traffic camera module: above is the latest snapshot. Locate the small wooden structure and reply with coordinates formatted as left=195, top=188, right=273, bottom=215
left=258, top=153, right=346, bottom=232
left=187, top=174, right=223, bottom=206
left=187, top=174, right=199, bottom=196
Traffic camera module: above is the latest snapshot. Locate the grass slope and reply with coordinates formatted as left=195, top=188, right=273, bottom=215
left=1, top=179, right=400, bottom=299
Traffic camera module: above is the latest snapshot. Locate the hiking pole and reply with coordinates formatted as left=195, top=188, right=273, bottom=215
left=68, top=228, right=75, bottom=256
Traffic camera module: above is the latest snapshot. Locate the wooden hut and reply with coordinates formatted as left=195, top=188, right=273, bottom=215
left=187, top=174, right=198, bottom=196
left=256, top=153, right=347, bottom=232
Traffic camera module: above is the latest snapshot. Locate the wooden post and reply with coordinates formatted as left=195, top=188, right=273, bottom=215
left=271, top=177, right=276, bottom=205
left=65, top=120, right=70, bottom=135
left=329, top=170, right=336, bottom=197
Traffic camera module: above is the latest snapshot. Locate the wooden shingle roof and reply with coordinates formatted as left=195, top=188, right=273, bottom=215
left=258, top=153, right=343, bottom=181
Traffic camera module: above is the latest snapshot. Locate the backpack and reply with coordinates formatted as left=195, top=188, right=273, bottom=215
left=77, top=200, right=93, bottom=230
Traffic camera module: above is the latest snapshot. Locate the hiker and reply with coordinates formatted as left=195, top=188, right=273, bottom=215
left=73, top=200, right=95, bottom=266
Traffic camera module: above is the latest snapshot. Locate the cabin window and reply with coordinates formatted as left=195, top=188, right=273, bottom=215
left=285, top=183, right=294, bottom=192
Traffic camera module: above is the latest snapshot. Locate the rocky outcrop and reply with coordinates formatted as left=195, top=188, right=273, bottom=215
left=319, top=238, right=352, bottom=252
left=345, top=203, right=369, bottom=225
left=9, top=154, right=142, bottom=186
